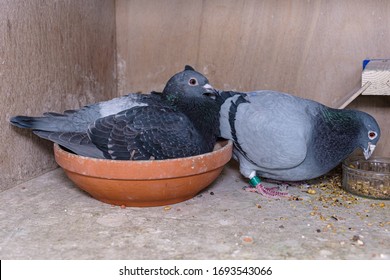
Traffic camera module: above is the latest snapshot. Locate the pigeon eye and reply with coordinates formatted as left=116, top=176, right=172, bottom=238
left=188, top=78, right=198, bottom=86
left=368, top=131, right=377, bottom=140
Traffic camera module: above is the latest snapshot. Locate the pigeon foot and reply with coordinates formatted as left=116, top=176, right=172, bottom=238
left=245, top=172, right=288, bottom=198
left=244, top=183, right=288, bottom=198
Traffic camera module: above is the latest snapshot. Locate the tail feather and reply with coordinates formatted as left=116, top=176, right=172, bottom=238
left=43, top=112, right=65, bottom=117
left=33, top=131, right=105, bottom=158
left=9, top=93, right=153, bottom=132
left=10, top=116, right=41, bottom=129
left=10, top=115, right=69, bottom=131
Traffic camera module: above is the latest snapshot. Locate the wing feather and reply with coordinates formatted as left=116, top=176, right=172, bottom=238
left=88, top=105, right=209, bottom=160
left=233, top=91, right=311, bottom=169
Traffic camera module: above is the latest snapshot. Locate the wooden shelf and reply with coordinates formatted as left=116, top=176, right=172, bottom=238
left=335, top=59, right=390, bottom=109
left=362, top=59, right=390, bottom=95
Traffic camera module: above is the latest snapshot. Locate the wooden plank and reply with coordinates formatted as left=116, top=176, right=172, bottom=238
left=336, top=81, right=372, bottom=109
left=362, top=59, right=390, bottom=95
left=1, top=0, right=117, bottom=191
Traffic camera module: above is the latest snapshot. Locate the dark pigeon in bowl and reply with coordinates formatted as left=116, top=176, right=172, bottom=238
left=10, top=66, right=221, bottom=160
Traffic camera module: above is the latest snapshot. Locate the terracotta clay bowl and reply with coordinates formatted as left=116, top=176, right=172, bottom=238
left=54, top=141, right=232, bottom=207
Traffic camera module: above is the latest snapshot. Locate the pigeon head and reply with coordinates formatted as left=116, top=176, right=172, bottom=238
left=357, top=111, right=381, bottom=159
left=162, top=65, right=217, bottom=102
left=160, top=66, right=220, bottom=151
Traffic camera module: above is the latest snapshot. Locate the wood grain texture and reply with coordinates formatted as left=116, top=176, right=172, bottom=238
left=0, top=0, right=116, bottom=191
left=116, top=0, right=389, bottom=156
left=362, top=59, right=390, bottom=95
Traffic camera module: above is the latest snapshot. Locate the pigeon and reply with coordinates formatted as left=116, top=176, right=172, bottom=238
left=216, top=90, right=381, bottom=197
left=10, top=66, right=221, bottom=160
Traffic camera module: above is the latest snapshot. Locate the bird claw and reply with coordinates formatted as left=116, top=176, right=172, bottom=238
left=244, top=183, right=289, bottom=198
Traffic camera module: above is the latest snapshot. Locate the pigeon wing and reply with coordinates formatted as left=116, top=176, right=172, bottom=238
left=10, top=93, right=152, bottom=133
left=232, top=91, right=310, bottom=169
left=33, top=130, right=104, bottom=158
left=88, top=105, right=206, bottom=160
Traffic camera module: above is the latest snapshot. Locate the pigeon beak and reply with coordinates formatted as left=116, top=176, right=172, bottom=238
left=363, top=143, right=376, bottom=160
left=202, top=84, right=218, bottom=100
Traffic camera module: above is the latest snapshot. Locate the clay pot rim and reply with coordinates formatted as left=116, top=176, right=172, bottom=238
left=54, top=140, right=231, bottom=163
left=54, top=140, right=233, bottom=179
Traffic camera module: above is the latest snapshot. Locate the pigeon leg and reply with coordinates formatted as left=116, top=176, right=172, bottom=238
left=244, top=172, right=288, bottom=198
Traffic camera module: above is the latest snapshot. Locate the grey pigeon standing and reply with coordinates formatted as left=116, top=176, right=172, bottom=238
left=10, top=66, right=220, bottom=160
left=216, top=90, right=381, bottom=197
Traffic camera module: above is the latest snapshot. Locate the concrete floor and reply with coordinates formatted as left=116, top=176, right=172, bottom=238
left=0, top=160, right=389, bottom=260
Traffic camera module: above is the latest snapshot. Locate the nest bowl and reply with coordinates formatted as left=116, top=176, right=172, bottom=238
left=342, top=156, right=390, bottom=200
left=54, top=140, right=233, bottom=207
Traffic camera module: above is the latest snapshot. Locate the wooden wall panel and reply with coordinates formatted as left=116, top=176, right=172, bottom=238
left=2, top=0, right=388, bottom=191
left=0, top=0, right=116, bottom=191
left=116, top=0, right=389, bottom=156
